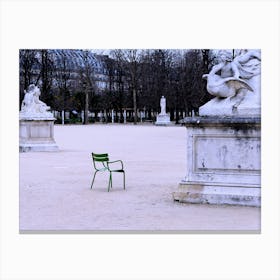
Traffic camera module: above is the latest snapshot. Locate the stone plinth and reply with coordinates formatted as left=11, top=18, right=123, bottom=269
left=19, top=117, right=59, bottom=152
left=173, top=116, right=261, bottom=207
left=155, top=114, right=171, bottom=126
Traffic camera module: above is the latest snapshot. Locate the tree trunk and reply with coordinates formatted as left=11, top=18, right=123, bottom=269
left=84, top=89, right=89, bottom=124
left=133, top=88, right=137, bottom=124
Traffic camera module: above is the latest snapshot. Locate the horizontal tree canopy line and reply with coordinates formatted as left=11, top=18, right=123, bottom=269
left=19, top=49, right=225, bottom=124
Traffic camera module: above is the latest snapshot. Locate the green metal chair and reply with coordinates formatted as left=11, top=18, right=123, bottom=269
left=90, top=153, right=125, bottom=192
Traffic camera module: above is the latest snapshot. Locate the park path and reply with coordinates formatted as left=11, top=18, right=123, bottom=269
left=19, top=123, right=260, bottom=232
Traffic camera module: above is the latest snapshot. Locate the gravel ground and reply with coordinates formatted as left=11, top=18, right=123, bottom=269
left=19, top=123, right=261, bottom=232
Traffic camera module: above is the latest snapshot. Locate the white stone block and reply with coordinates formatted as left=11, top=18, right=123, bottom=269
left=19, top=119, right=59, bottom=152
left=174, top=116, right=261, bottom=206
left=155, top=114, right=171, bottom=126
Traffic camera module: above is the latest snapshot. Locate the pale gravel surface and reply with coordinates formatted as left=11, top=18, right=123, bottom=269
left=19, top=123, right=261, bottom=232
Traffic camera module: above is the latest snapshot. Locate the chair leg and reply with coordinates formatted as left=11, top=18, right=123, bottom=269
left=91, top=171, right=98, bottom=189
left=123, top=171, right=125, bottom=190
left=108, top=172, right=112, bottom=192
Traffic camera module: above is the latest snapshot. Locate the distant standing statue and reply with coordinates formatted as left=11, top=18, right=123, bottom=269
left=20, top=84, right=53, bottom=118
left=200, top=49, right=261, bottom=116
left=155, top=95, right=171, bottom=125
left=160, top=96, right=166, bottom=115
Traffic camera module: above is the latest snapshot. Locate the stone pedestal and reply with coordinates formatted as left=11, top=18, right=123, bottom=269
left=155, top=114, right=171, bottom=126
left=19, top=117, right=59, bottom=152
left=173, top=116, right=261, bottom=207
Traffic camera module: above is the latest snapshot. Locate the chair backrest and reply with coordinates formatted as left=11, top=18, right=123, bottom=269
left=92, top=153, right=109, bottom=162
left=92, top=153, right=109, bottom=169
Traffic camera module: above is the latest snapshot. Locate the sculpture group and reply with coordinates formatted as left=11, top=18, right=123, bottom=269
left=201, top=49, right=261, bottom=116
left=20, top=84, right=53, bottom=118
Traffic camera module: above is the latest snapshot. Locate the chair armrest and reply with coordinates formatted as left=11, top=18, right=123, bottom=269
left=107, top=160, right=124, bottom=170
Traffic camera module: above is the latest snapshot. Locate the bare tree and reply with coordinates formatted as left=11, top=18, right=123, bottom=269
left=53, top=51, right=73, bottom=123
left=103, top=53, right=126, bottom=121
left=36, top=50, right=55, bottom=107
left=19, top=50, right=39, bottom=104
left=138, top=49, right=175, bottom=119
left=111, top=49, right=142, bottom=124
left=78, top=50, right=96, bottom=124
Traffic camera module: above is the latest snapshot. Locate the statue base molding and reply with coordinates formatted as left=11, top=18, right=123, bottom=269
left=19, top=118, right=59, bottom=152
left=155, top=114, right=172, bottom=126
left=173, top=116, right=261, bottom=207
left=173, top=184, right=260, bottom=207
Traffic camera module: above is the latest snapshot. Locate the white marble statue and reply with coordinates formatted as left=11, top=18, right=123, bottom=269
left=200, top=49, right=261, bottom=116
left=160, top=96, right=166, bottom=115
left=20, top=84, right=53, bottom=118
left=155, top=95, right=171, bottom=125
left=202, top=50, right=254, bottom=98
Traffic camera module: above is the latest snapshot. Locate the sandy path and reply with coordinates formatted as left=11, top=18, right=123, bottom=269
left=19, top=123, right=260, bottom=231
